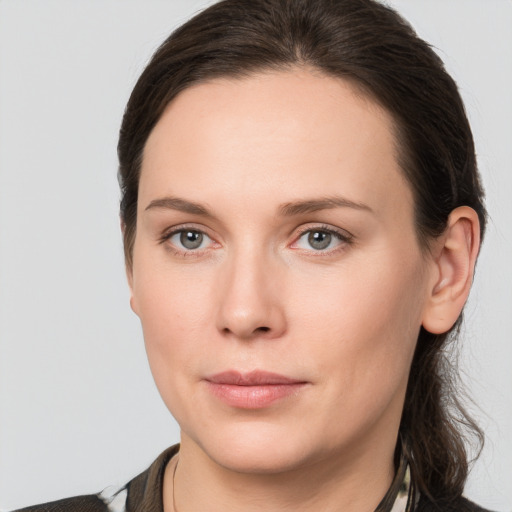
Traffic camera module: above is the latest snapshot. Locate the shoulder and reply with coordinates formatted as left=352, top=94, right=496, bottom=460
left=11, top=495, right=108, bottom=512
left=417, top=494, right=497, bottom=512
left=11, top=444, right=179, bottom=512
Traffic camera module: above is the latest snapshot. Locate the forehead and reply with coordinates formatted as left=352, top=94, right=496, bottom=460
left=140, top=68, right=412, bottom=218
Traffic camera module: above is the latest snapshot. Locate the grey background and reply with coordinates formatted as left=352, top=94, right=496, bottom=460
left=0, top=1, right=510, bottom=510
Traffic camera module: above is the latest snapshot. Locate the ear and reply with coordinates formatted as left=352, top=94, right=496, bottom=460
left=120, top=217, right=139, bottom=315
left=421, top=206, right=481, bottom=334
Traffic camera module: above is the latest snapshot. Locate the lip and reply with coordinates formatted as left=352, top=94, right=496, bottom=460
left=204, top=370, right=308, bottom=409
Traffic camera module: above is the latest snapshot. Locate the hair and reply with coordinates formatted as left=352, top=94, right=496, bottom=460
left=118, top=0, right=487, bottom=504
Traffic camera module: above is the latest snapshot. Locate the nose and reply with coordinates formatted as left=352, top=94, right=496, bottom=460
left=215, top=249, right=287, bottom=341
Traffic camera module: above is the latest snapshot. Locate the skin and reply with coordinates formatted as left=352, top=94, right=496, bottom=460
left=127, top=69, right=479, bottom=512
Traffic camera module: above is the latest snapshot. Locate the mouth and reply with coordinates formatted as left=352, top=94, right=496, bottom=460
left=204, top=370, right=308, bottom=409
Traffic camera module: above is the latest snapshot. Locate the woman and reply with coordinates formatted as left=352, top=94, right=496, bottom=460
left=14, top=0, right=495, bottom=510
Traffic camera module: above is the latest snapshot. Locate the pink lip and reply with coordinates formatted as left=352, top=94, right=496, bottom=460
left=204, top=370, right=308, bottom=409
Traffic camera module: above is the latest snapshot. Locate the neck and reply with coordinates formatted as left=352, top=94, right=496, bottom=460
left=164, top=435, right=397, bottom=512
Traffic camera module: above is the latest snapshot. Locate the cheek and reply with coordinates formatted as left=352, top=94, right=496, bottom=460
left=292, top=252, right=425, bottom=338
left=131, top=254, right=216, bottom=393
left=290, top=252, right=426, bottom=399
left=135, top=279, right=214, bottom=431
left=133, top=239, right=211, bottom=327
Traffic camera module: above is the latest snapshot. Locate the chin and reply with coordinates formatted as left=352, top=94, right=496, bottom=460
left=209, top=442, right=310, bottom=475
left=187, top=421, right=317, bottom=474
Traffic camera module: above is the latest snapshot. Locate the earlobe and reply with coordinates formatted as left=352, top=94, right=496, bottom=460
left=422, top=206, right=481, bottom=334
left=121, top=217, right=139, bottom=316
left=125, top=264, right=141, bottom=316
left=125, top=263, right=135, bottom=304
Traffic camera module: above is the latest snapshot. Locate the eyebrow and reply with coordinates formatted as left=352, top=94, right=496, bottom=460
left=145, top=197, right=214, bottom=217
left=278, top=196, right=373, bottom=216
left=144, top=195, right=372, bottom=217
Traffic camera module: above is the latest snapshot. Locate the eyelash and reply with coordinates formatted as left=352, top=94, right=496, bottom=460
left=158, top=223, right=353, bottom=257
left=292, top=224, right=353, bottom=254
left=158, top=225, right=217, bottom=258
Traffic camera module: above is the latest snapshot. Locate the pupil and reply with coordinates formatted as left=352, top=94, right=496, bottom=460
left=308, top=231, right=331, bottom=250
left=180, top=231, right=203, bottom=249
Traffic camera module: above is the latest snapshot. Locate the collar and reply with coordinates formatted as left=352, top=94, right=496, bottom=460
left=99, top=443, right=418, bottom=512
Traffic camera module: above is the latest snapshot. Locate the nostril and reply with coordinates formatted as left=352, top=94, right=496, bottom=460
left=257, top=326, right=270, bottom=333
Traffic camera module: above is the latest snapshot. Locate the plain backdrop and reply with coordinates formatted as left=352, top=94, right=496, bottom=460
left=0, top=1, right=511, bottom=510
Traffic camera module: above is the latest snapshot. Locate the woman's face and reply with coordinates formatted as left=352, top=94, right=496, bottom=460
left=129, top=69, right=436, bottom=473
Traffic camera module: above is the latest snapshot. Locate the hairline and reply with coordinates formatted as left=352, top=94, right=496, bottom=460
left=123, top=63, right=430, bottom=268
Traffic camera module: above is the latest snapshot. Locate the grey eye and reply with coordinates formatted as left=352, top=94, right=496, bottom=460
left=307, top=231, right=332, bottom=250
left=179, top=230, right=204, bottom=249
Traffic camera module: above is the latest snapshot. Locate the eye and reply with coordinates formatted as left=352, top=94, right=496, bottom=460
left=167, top=229, right=213, bottom=251
left=293, top=227, right=351, bottom=252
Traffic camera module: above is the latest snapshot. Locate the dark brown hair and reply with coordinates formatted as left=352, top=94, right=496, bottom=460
left=118, top=0, right=486, bottom=502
